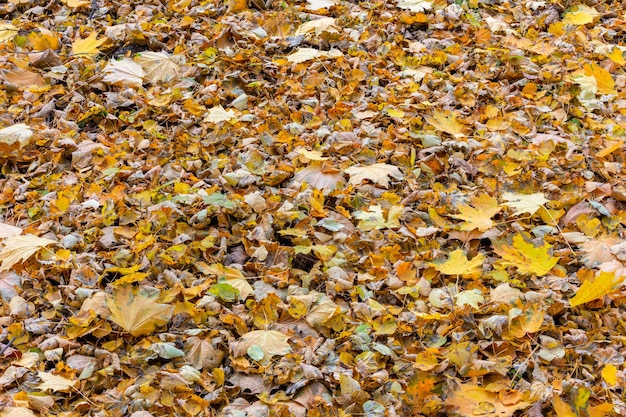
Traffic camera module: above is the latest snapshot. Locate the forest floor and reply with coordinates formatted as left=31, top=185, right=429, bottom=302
left=0, top=0, right=625, bottom=416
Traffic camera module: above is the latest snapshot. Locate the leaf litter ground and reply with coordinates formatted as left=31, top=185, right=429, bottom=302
left=0, top=0, right=625, bottom=416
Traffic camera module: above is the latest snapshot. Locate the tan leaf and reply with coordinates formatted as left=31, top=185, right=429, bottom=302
left=184, top=336, right=225, bottom=370
left=37, top=371, right=78, bottom=392
left=134, top=51, right=181, bottom=84
left=102, top=58, right=146, bottom=88
left=106, top=285, right=173, bottom=337
left=0, top=407, right=37, bottom=417
left=0, top=234, right=56, bottom=272
left=233, top=329, right=291, bottom=359
left=3, top=66, right=46, bottom=88
left=345, top=163, right=403, bottom=188
left=294, top=17, right=338, bottom=36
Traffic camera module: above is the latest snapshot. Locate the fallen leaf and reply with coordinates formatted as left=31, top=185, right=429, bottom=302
left=455, top=289, right=484, bottom=309
left=450, top=194, right=502, bottom=231
left=0, top=24, right=18, bottom=43
left=72, top=32, right=107, bottom=56
left=354, top=205, right=403, bottom=231
left=106, top=285, right=174, bottom=337
left=431, top=249, right=485, bottom=277
left=570, top=271, right=624, bottom=307
left=286, top=48, right=343, bottom=63
left=37, top=371, right=78, bottom=392
left=396, top=0, right=432, bottom=13
left=205, top=105, right=238, bottom=123
left=294, top=17, right=338, bottom=36
left=293, top=163, right=346, bottom=190
left=102, top=58, right=146, bottom=88
left=345, top=163, right=403, bottom=188
left=0, top=124, right=33, bottom=149
left=501, top=192, right=548, bottom=216
left=445, top=381, right=530, bottom=416
left=425, top=110, right=466, bottom=137
left=233, top=329, right=291, bottom=360
left=493, top=234, right=559, bottom=276
left=135, top=51, right=181, bottom=84
left=0, top=234, right=56, bottom=272
left=601, top=364, right=618, bottom=385
left=562, top=4, right=599, bottom=25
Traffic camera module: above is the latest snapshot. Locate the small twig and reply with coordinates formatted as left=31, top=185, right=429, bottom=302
left=0, top=336, right=16, bottom=355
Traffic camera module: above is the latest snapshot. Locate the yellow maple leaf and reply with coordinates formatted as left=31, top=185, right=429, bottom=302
left=72, top=32, right=107, bottom=56
left=28, top=28, right=59, bottom=51
left=431, top=249, right=485, bottom=276
left=584, top=63, right=615, bottom=95
left=106, top=285, right=174, bottom=337
left=493, top=234, right=558, bottom=276
left=0, top=23, right=18, bottom=43
left=425, top=110, right=466, bottom=137
left=569, top=271, right=624, bottom=307
left=450, top=194, right=501, bottom=231
left=562, top=4, right=599, bottom=25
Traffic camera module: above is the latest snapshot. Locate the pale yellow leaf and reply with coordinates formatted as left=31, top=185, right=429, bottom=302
left=286, top=48, right=323, bottom=64
left=37, top=371, right=78, bottom=392
left=396, top=0, right=432, bottom=12
left=205, top=105, right=238, bottom=123
left=134, top=51, right=181, bottom=84
left=64, top=0, right=90, bottom=7
left=106, top=285, right=173, bottom=337
left=0, top=234, right=56, bottom=271
left=294, top=17, right=338, bottom=36
left=354, top=205, right=403, bottom=231
left=0, top=223, right=22, bottom=239
left=293, top=163, right=346, bottom=190
left=0, top=407, right=37, bottom=417
left=0, top=24, right=18, bottom=43
left=72, top=32, right=107, bottom=56
left=306, top=0, right=336, bottom=10
left=501, top=192, right=548, bottom=216
left=345, top=163, right=403, bottom=188
left=0, top=124, right=33, bottom=149
left=455, top=289, right=484, bottom=309
left=102, top=58, right=146, bottom=88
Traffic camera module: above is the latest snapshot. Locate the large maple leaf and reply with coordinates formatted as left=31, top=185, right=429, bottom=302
left=493, top=234, right=558, bottom=276
left=0, top=234, right=56, bottom=272
left=450, top=194, right=501, bottom=231
left=570, top=271, right=625, bottom=307
left=106, top=286, right=174, bottom=337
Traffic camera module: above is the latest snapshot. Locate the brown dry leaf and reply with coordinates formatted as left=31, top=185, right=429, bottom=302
left=105, top=285, right=174, bottom=337
left=2, top=66, right=46, bottom=88
left=445, top=381, right=530, bottom=416
left=0, top=234, right=56, bottom=272
left=345, top=163, right=403, bottom=188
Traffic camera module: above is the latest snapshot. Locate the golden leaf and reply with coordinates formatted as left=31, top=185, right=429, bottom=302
left=431, top=249, right=485, bottom=276
left=601, top=364, right=618, bottom=385
left=562, top=4, right=599, bottom=25
left=106, top=285, right=173, bottom=337
left=584, top=63, right=615, bottom=95
left=493, top=234, right=559, bottom=276
left=425, top=110, right=467, bottom=137
left=569, top=271, right=624, bottom=307
left=450, top=194, right=501, bottom=231
left=72, top=32, right=107, bottom=56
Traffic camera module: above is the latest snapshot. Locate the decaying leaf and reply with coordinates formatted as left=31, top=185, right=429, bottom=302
left=106, top=285, right=174, bottom=337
